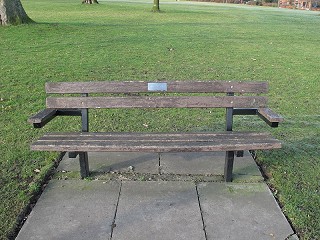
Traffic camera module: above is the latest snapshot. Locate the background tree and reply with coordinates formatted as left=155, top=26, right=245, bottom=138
left=152, top=0, right=160, bottom=12
left=82, top=0, right=99, bottom=4
left=0, top=0, right=33, bottom=26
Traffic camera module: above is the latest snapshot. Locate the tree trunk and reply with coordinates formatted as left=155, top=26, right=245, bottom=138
left=152, top=0, right=160, bottom=12
left=82, top=0, right=99, bottom=4
left=0, top=0, right=33, bottom=26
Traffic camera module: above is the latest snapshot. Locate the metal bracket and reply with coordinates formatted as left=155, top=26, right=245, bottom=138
left=236, top=151, right=244, bottom=157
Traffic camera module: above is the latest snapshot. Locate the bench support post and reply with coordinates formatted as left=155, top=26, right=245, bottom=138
left=79, top=152, right=90, bottom=178
left=224, top=151, right=235, bottom=182
left=224, top=92, right=234, bottom=182
left=81, top=93, right=89, bottom=132
left=79, top=93, right=90, bottom=178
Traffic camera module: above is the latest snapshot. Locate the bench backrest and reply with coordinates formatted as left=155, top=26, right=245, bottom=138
left=45, top=81, right=269, bottom=109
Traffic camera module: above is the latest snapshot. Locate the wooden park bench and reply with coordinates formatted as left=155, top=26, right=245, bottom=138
left=28, top=81, right=283, bottom=182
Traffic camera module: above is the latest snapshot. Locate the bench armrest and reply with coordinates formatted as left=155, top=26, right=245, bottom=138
left=28, top=109, right=82, bottom=128
left=28, top=109, right=57, bottom=128
left=233, top=108, right=283, bottom=128
left=257, top=108, right=284, bottom=127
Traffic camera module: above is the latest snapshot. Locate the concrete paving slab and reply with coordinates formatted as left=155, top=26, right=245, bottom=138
left=16, top=180, right=120, bottom=240
left=57, top=152, right=159, bottom=174
left=160, top=151, right=263, bottom=181
left=197, top=182, right=294, bottom=240
left=112, top=181, right=206, bottom=240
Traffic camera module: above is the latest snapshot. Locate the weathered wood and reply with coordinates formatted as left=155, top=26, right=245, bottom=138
left=31, top=132, right=282, bottom=152
left=27, top=109, right=57, bottom=128
left=35, top=131, right=271, bottom=141
left=29, top=81, right=284, bottom=182
left=28, top=109, right=82, bottom=128
left=46, top=96, right=268, bottom=109
left=45, top=81, right=268, bottom=94
left=258, top=108, right=284, bottom=123
left=28, top=109, right=57, bottom=124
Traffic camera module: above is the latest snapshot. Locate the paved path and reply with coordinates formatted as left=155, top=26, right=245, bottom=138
left=16, top=152, right=297, bottom=240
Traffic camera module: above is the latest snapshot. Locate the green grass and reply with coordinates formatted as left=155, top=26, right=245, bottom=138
left=0, top=0, right=319, bottom=238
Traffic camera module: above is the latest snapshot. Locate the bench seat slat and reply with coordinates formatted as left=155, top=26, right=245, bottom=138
left=31, top=132, right=281, bottom=152
left=46, top=96, right=268, bottom=109
left=38, top=131, right=270, bottom=141
left=45, top=81, right=268, bottom=94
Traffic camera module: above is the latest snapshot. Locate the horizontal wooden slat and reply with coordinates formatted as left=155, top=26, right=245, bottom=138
left=31, top=132, right=281, bottom=152
left=46, top=96, right=268, bottom=109
left=45, top=81, right=268, bottom=94
left=37, top=131, right=269, bottom=141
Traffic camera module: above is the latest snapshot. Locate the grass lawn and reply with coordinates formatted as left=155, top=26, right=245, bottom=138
left=0, top=0, right=319, bottom=239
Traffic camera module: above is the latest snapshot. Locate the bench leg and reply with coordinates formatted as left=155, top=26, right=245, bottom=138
left=224, top=151, right=234, bottom=182
left=79, top=152, right=90, bottom=178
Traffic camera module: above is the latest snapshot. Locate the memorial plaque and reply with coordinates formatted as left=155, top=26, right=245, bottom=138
left=147, top=83, right=167, bottom=92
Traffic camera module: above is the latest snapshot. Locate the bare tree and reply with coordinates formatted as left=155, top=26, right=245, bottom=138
left=0, top=0, right=33, bottom=26
left=82, top=0, right=99, bottom=4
